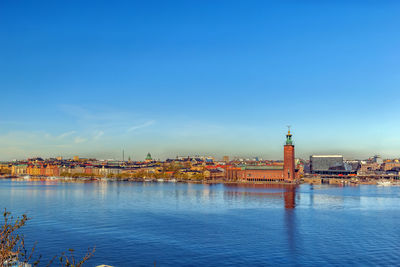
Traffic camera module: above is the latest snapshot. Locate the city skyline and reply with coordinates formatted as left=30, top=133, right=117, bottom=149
left=1, top=1, right=400, bottom=160
left=0, top=126, right=395, bottom=162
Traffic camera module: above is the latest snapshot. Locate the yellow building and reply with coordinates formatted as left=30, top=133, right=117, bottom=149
left=11, top=165, right=28, bottom=175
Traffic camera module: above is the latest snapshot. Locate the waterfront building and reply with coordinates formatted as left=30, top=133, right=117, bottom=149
left=70, top=166, right=85, bottom=174
left=283, top=131, right=295, bottom=180
left=11, top=164, right=28, bottom=175
left=59, top=166, right=69, bottom=175
left=0, top=163, right=11, bottom=174
left=310, top=155, right=343, bottom=172
left=382, top=162, right=400, bottom=171
left=309, top=155, right=356, bottom=175
left=45, top=165, right=59, bottom=176
left=92, top=167, right=101, bottom=176
left=204, top=168, right=225, bottom=180
left=226, top=166, right=241, bottom=181
left=358, top=162, right=381, bottom=174
left=99, top=166, right=121, bottom=177
left=236, top=130, right=297, bottom=183
left=85, top=166, right=93, bottom=175
left=344, top=160, right=361, bottom=172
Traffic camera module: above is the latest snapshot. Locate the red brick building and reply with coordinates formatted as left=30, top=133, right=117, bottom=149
left=236, top=130, right=297, bottom=183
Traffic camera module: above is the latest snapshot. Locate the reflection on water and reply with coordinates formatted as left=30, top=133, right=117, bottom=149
left=2, top=180, right=400, bottom=266
left=285, top=207, right=297, bottom=257
left=224, top=183, right=298, bottom=209
left=224, top=183, right=300, bottom=258
left=284, top=186, right=296, bottom=209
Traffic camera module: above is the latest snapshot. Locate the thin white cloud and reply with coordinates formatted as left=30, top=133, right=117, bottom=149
left=93, top=131, right=104, bottom=140
left=59, top=104, right=155, bottom=134
left=58, top=131, right=76, bottom=139
left=59, top=105, right=94, bottom=120
left=74, top=137, right=87, bottom=144
left=127, top=120, right=155, bottom=132
left=59, top=104, right=134, bottom=122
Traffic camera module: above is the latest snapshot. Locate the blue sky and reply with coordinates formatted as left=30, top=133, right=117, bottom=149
left=1, top=0, right=400, bottom=161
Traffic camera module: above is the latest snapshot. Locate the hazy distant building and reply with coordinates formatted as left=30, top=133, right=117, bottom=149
left=223, top=156, right=229, bottom=162
left=145, top=153, right=152, bottom=162
left=373, top=155, right=383, bottom=164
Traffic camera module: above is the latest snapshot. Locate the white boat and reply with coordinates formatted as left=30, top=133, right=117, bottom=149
left=168, top=178, right=177, bottom=183
left=157, top=178, right=164, bottom=182
left=377, top=180, right=392, bottom=186
left=23, top=175, right=31, bottom=180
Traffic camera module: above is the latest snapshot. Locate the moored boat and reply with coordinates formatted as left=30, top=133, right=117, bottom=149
left=377, top=180, right=392, bottom=186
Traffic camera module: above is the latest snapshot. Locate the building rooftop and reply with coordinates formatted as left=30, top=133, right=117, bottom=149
left=311, top=155, right=343, bottom=158
left=240, top=165, right=284, bottom=170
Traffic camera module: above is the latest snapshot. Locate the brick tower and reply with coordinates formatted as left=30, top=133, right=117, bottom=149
left=283, top=128, right=295, bottom=181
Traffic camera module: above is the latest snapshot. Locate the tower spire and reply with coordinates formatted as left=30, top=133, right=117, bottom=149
left=283, top=127, right=295, bottom=181
left=286, top=126, right=293, bottom=145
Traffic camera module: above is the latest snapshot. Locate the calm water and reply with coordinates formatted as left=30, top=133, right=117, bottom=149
left=1, top=180, right=400, bottom=266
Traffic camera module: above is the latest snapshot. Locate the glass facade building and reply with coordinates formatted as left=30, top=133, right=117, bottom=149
left=310, top=155, right=349, bottom=174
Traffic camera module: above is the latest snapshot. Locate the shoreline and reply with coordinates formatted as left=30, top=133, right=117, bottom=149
left=1, top=175, right=399, bottom=186
left=1, top=175, right=298, bottom=185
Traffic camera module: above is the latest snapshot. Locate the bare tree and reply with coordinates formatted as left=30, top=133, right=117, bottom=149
left=0, top=209, right=95, bottom=267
